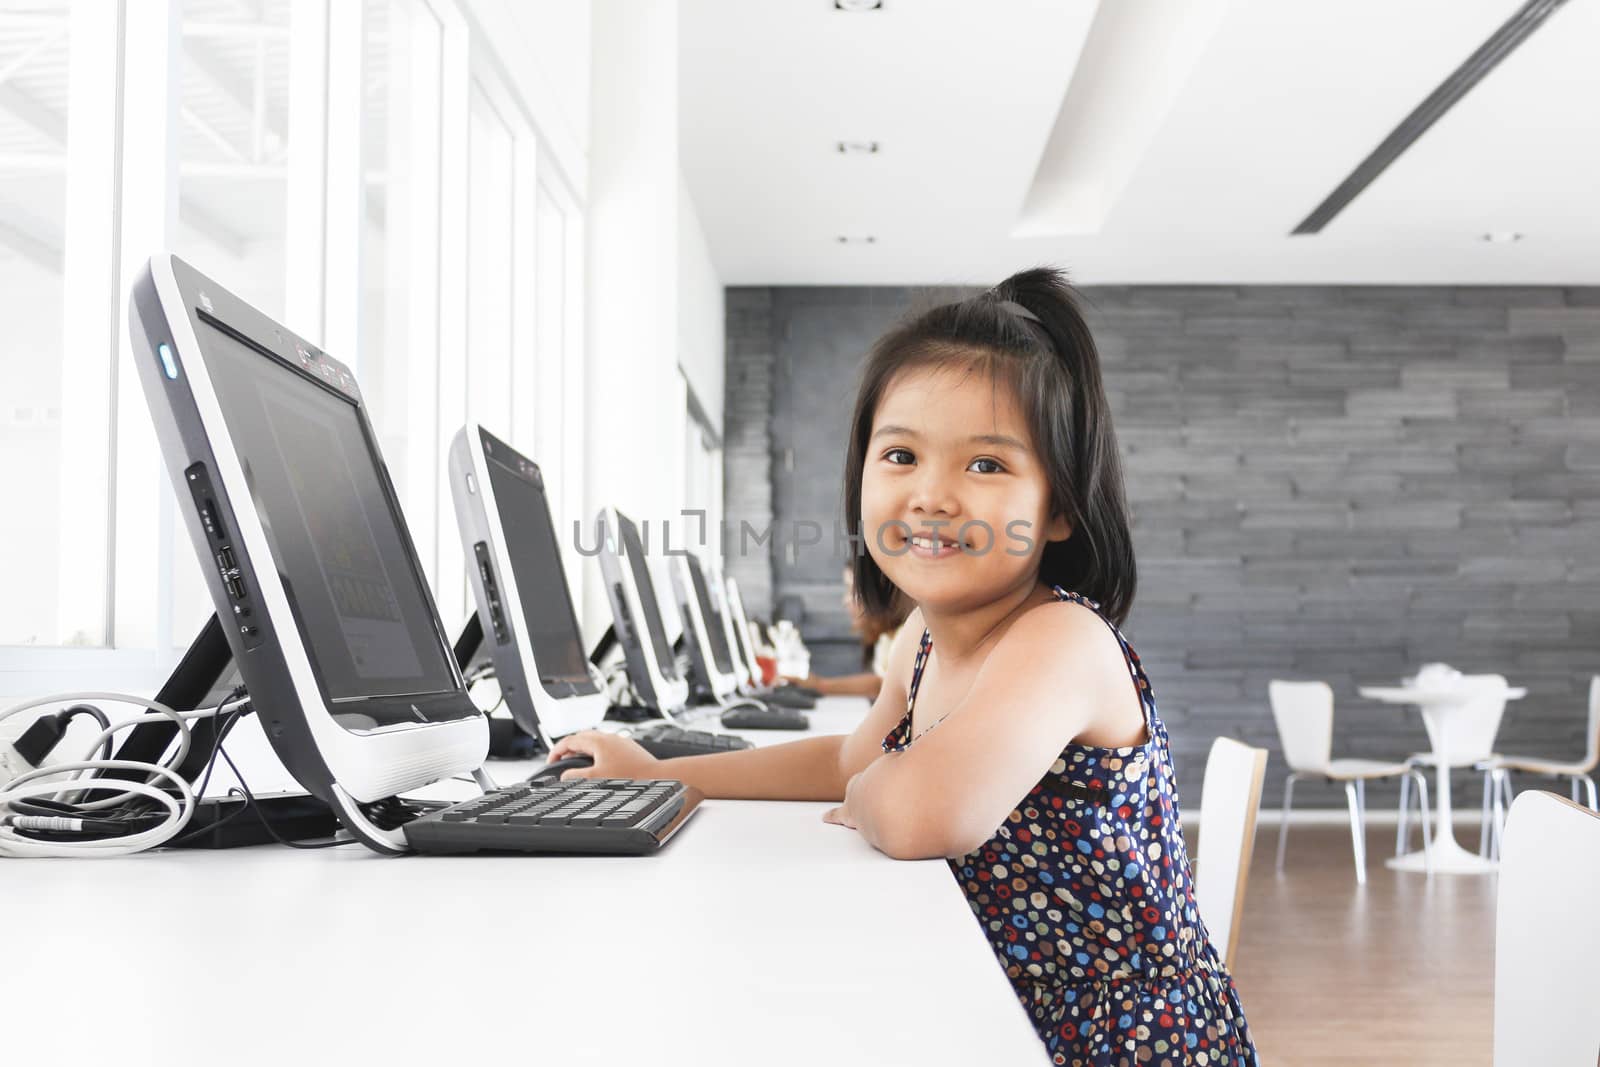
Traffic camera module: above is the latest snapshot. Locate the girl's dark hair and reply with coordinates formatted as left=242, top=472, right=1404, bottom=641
left=842, top=266, right=1137, bottom=625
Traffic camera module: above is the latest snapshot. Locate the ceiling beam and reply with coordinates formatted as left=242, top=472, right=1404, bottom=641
left=0, top=27, right=66, bottom=92
left=0, top=206, right=63, bottom=272
left=178, top=197, right=251, bottom=259
left=0, top=82, right=66, bottom=145
left=182, top=38, right=288, bottom=147
left=1292, top=0, right=1573, bottom=235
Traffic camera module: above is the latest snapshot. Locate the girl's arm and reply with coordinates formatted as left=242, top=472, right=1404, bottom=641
left=809, top=673, right=884, bottom=699
left=838, top=601, right=1139, bottom=861
left=546, top=614, right=923, bottom=801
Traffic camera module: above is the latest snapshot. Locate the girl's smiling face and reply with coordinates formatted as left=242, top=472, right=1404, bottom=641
left=860, top=362, right=1071, bottom=615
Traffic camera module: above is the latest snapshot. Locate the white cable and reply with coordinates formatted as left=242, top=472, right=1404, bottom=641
left=0, top=690, right=239, bottom=858
left=65, top=699, right=248, bottom=808
left=0, top=762, right=193, bottom=858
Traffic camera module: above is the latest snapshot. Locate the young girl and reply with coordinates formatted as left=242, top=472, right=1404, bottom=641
left=549, top=268, right=1258, bottom=1065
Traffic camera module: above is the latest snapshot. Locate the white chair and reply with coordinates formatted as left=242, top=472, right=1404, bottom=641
left=1395, top=674, right=1510, bottom=857
left=1193, top=737, right=1267, bottom=969
left=1493, top=790, right=1600, bottom=1066
left=1483, top=677, right=1600, bottom=860
left=1268, top=680, right=1433, bottom=884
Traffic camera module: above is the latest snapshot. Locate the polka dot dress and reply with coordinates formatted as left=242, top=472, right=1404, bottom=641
left=882, top=588, right=1258, bottom=1066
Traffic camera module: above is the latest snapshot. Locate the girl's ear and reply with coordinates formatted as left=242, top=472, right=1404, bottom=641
left=1044, top=512, right=1073, bottom=543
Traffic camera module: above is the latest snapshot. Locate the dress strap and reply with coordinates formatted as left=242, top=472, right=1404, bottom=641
left=880, top=628, right=933, bottom=753
left=906, top=627, right=933, bottom=716
left=882, top=588, right=1153, bottom=754
left=1049, top=586, right=1157, bottom=729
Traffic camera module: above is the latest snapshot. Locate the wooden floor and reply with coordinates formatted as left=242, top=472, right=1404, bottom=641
left=1230, top=824, right=1497, bottom=1066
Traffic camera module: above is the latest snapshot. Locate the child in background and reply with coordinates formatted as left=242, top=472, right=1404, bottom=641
left=780, top=565, right=909, bottom=700
left=550, top=268, right=1258, bottom=1065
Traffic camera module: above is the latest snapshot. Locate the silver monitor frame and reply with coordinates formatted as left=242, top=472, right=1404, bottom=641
left=128, top=253, right=486, bottom=854
left=448, top=424, right=610, bottom=746
left=669, top=552, right=745, bottom=704
left=596, top=506, right=691, bottom=718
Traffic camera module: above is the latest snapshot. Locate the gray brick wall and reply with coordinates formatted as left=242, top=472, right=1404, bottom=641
left=724, top=284, right=1600, bottom=807
left=722, top=288, right=776, bottom=619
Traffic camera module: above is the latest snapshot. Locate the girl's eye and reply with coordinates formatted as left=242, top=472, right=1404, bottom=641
left=884, top=448, right=915, bottom=465
left=968, top=457, right=1005, bottom=474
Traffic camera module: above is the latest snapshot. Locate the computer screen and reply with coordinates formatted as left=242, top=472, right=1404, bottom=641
left=200, top=315, right=456, bottom=702
left=725, top=578, right=761, bottom=680
left=614, top=510, right=679, bottom=680
left=479, top=429, right=596, bottom=691
left=686, top=554, right=737, bottom=675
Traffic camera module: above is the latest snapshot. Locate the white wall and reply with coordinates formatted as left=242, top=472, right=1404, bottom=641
left=677, top=174, right=724, bottom=430
left=462, top=0, right=592, bottom=192
left=584, top=0, right=679, bottom=564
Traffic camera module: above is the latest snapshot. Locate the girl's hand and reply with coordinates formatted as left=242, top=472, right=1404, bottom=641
left=821, top=803, right=858, bottom=829
left=544, top=731, right=662, bottom=781
left=821, top=771, right=863, bottom=829
left=783, top=673, right=836, bottom=697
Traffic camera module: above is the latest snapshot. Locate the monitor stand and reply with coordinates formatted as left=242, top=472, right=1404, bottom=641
left=109, top=613, right=341, bottom=848
left=453, top=614, right=545, bottom=758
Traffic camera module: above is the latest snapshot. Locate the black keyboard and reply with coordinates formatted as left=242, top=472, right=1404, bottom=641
left=628, top=722, right=754, bottom=759
left=402, top=778, right=701, bottom=855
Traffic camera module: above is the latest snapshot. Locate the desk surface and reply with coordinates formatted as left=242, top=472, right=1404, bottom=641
left=10, top=697, right=1045, bottom=1066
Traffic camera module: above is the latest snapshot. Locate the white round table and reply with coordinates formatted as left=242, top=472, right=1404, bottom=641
left=1358, top=682, right=1527, bottom=875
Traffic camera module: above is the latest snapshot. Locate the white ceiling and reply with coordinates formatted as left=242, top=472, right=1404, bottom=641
left=679, top=0, right=1600, bottom=286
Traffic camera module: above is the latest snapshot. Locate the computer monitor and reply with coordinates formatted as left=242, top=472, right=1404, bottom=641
left=670, top=552, right=745, bottom=703
left=722, top=574, right=766, bottom=691
left=448, top=425, right=608, bottom=744
left=596, top=506, right=690, bottom=716
left=704, top=559, right=756, bottom=693
left=127, top=253, right=487, bottom=854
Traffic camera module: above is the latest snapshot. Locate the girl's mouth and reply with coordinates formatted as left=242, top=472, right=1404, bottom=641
left=907, top=532, right=962, bottom=559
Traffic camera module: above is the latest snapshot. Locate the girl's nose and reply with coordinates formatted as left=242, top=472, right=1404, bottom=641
left=908, top=469, right=961, bottom=518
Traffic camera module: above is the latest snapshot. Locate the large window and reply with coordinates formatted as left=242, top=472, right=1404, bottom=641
left=0, top=3, right=73, bottom=646
left=0, top=0, right=587, bottom=693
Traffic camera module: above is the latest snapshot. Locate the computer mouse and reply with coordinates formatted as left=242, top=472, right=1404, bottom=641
left=721, top=706, right=809, bottom=731
left=530, top=754, right=595, bottom=782
left=765, top=688, right=816, bottom=709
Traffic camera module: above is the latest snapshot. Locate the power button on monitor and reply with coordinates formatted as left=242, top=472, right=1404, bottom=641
left=158, top=342, right=179, bottom=379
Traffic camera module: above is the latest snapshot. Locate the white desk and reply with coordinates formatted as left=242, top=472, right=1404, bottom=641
left=1359, top=682, right=1527, bottom=875
left=8, top=697, right=1046, bottom=1066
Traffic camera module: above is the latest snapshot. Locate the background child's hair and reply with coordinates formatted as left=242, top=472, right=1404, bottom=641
left=841, top=266, right=1138, bottom=625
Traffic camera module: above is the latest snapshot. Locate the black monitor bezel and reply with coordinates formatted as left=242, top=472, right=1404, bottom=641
left=474, top=425, right=599, bottom=695
left=610, top=509, right=680, bottom=682
left=684, top=553, right=738, bottom=677
left=157, top=257, right=475, bottom=730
